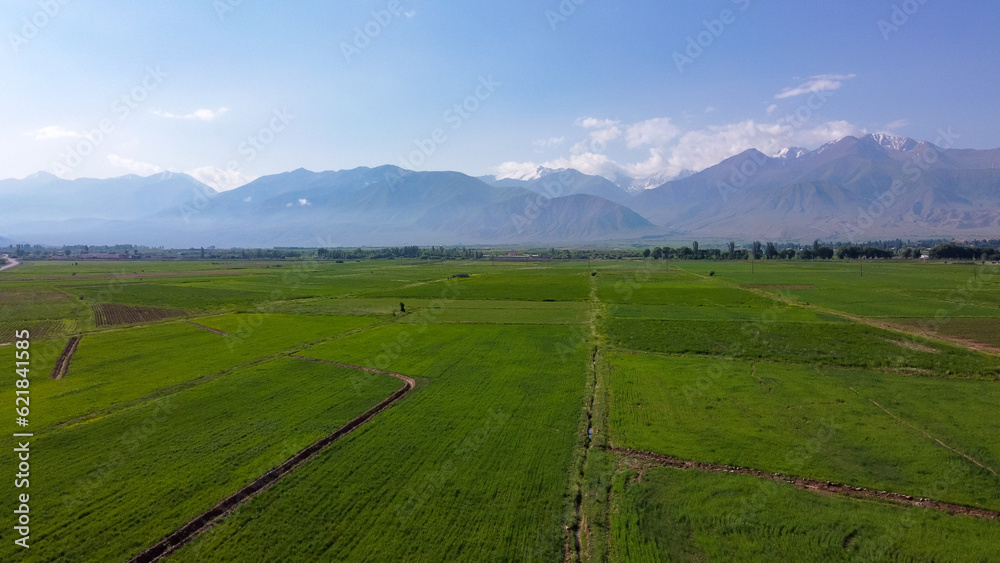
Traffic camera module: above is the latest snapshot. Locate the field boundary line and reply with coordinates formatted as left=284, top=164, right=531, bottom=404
left=128, top=358, right=415, bottom=563
left=611, top=447, right=1000, bottom=520
left=683, top=265, right=1000, bottom=358
left=52, top=322, right=386, bottom=432
left=186, top=321, right=230, bottom=337
left=50, top=335, right=81, bottom=379
left=737, top=283, right=1000, bottom=357
left=848, top=387, right=997, bottom=476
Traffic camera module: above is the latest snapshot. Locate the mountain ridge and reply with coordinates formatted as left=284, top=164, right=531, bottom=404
left=4, top=134, right=999, bottom=245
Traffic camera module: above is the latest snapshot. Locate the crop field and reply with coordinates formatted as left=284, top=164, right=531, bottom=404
left=92, top=303, right=187, bottom=326
left=0, top=257, right=998, bottom=561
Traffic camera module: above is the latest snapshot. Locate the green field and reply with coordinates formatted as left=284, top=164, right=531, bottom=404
left=1, top=258, right=998, bottom=561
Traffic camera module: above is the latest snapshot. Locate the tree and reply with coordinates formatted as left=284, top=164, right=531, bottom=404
left=728, top=241, right=736, bottom=260
left=692, top=241, right=699, bottom=258
left=752, top=241, right=763, bottom=260
left=817, top=246, right=834, bottom=260
left=764, top=242, right=778, bottom=260
left=643, top=248, right=651, bottom=258
left=813, top=239, right=821, bottom=254
left=837, top=245, right=863, bottom=260
left=652, top=247, right=663, bottom=260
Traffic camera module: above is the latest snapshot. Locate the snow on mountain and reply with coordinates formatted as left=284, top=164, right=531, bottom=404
left=614, top=170, right=693, bottom=193
left=870, top=133, right=918, bottom=152
left=494, top=165, right=560, bottom=181
left=775, top=147, right=810, bottom=160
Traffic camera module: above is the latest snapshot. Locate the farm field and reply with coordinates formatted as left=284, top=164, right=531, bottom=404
left=0, top=257, right=998, bottom=561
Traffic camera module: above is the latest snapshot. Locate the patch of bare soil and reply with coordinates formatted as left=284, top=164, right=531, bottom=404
left=50, top=336, right=81, bottom=380
left=93, top=304, right=186, bottom=327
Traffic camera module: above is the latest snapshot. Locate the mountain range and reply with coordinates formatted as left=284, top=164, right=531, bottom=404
left=2, top=134, right=998, bottom=247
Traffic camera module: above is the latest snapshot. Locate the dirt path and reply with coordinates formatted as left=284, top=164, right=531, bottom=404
left=187, top=322, right=230, bottom=337
left=128, top=358, right=416, bottom=563
left=612, top=447, right=1000, bottom=521
left=740, top=285, right=1000, bottom=357
left=0, top=255, right=20, bottom=272
left=50, top=336, right=81, bottom=380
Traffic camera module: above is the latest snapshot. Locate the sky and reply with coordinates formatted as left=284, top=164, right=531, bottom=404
left=2, top=0, right=998, bottom=190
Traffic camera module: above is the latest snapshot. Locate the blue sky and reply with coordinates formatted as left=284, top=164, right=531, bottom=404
left=2, top=0, right=998, bottom=189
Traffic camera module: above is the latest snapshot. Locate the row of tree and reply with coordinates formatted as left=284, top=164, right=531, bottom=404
left=639, top=240, right=950, bottom=261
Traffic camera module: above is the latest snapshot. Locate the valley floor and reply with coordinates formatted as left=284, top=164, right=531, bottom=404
left=1, top=258, right=998, bottom=561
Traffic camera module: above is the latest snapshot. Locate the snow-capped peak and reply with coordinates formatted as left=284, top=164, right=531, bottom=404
left=775, top=147, right=809, bottom=160
left=615, top=170, right=692, bottom=193
left=871, top=133, right=917, bottom=152
left=494, top=165, right=559, bottom=181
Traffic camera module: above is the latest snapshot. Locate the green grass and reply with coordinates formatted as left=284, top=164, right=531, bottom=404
left=3, top=258, right=1000, bottom=560
left=607, top=353, right=1000, bottom=511
left=0, top=357, right=401, bottom=562
left=606, top=318, right=1000, bottom=378
left=610, top=467, right=1000, bottom=562
left=366, top=269, right=592, bottom=301
left=169, top=324, right=590, bottom=562
left=20, top=314, right=375, bottom=430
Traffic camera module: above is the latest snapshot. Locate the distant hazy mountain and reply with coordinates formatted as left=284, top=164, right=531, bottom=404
left=613, top=170, right=695, bottom=194
left=2, top=167, right=655, bottom=246
left=631, top=134, right=1000, bottom=241
left=0, top=171, right=213, bottom=224
left=4, top=134, right=999, bottom=246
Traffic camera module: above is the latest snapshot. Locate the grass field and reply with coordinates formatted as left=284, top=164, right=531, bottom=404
left=610, top=468, right=1000, bottom=562
left=0, top=257, right=998, bottom=561
left=0, top=358, right=401, bottom=562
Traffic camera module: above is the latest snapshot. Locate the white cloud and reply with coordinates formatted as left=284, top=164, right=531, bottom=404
left=497, top=116, right=867, bottom=185
left=32, top=126, right=84, bottom=140
left=662, top=119, right=865, bottom=173
left=625, top=118, right=680, bottom=149
left=107, top=154, right=163, bottom=176
left=576, top=117, right=619, bottom=129
left=575, top=116, right=622, bottom=146
left=493, top=161, right=543, bottom=180
left=152, top=107, right=230, bottom=121
left=881, top=118, right=910, bottom=133
left=189, top=165, right=253, bottom=192
left=298, top=198, right=311, bottom=206
left=533, top=136, right=565, bottom=149
left=705, top=106, right=717, bottom=114
left=766, top=104, right=778, bottom=114
left=774, top=73, right=856, bottom=99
